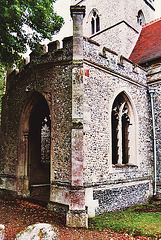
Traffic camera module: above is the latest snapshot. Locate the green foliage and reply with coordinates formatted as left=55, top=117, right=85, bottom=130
left=89, top=201, right=161, bottom=239
left=0, top=0, right=64, bottom=67
left=0, top=66, right=6, bottom=97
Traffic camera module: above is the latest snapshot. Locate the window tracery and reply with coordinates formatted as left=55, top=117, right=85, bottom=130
left=112, top=93, right=134, bottom=165
left=41, top=116, right=51, bottom=164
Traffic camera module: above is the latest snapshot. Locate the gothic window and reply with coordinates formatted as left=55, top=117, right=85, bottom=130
left=137, top=10, right=145, bottom=26
left=112, top=93, right=132, bottom=165
left=91, top=10, right=100, bottom=35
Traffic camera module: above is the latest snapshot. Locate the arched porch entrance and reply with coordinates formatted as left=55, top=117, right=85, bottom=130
left=18, top=91, right=51, bottom=202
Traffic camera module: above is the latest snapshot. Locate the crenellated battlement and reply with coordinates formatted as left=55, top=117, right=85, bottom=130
left=6, top=35, right=148, bottom=92
left=6, top=36, right=73, bottom=91
left=29, top=36, right=73, bottom=64
left=6, top=34, right=149, bottom=94
left=83, top=37, right=148, bottom=86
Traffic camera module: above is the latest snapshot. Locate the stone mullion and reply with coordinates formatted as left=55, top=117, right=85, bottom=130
left=128, top=124, right=132, bottom=164
left=118, top=114, right=122, bottom=164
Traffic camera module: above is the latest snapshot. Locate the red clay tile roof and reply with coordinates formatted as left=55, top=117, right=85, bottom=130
left=129, top=18, right=161, bottom=64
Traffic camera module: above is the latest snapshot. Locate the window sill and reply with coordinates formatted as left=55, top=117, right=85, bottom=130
left=112, top=163, right=138, bottom=168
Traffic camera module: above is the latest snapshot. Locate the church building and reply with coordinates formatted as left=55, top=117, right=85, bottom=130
left=0, top=0, right=161, bottom=228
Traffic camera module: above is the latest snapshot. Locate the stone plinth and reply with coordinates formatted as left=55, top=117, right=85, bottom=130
left=66, top=210, right=88, bottom=228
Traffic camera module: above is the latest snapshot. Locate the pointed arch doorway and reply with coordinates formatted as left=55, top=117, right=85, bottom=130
left=19, top=92, right=51, bottom=202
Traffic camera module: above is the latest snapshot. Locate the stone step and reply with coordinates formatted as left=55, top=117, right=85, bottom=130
left=30, top=185, right=50, bottom=202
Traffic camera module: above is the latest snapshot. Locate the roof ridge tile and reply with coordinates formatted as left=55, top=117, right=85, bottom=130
left=142, top=17, right=161, bottom=28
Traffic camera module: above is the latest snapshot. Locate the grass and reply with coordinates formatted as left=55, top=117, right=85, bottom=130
left=88, top=200, right=161, bottom=239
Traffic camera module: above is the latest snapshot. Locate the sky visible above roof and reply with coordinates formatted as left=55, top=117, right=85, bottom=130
left=24, top=0, right=161, bottom=58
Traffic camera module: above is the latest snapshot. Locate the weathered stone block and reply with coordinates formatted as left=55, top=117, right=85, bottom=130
left=15, top=223, right=58, bottom=240
left=69, top=190, right=85, bottom=210
left=66, top=210, right=88, bottom=228
left=48, top=40, right=60, bottom=52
